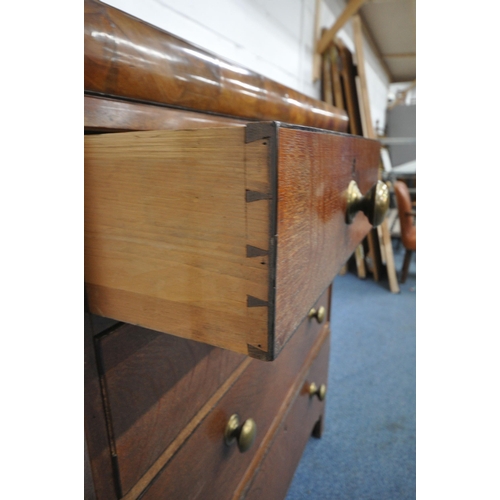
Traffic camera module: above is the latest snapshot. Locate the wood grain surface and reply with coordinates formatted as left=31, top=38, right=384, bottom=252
left=85, top=127, right=271, bottom=357
left=330, top=46, right=345, bottom=111
left=85, top=95, right=247, bottom=133
left=137, top=292, right=330, bottom=500
left=84, top=313, right=120, bottom=499
left=84, top=0, right=348, bottom=132
left=321, top=52, right=333, bottom=106
left=98, top=325, right=245, bottom=496
left=242, top=332, right=330, bottom=500
left=337, top=40, right=363, bottom=136
left=84, top=438, right=97, bottom=500
left=273, top=125, right=380, bottom=353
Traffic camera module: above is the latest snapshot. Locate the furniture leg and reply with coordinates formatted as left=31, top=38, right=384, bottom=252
left=400, top=249, right=413, bottom=284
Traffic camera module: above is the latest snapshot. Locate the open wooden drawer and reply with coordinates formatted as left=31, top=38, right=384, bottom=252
left=85, top=122, right=382, bottom=359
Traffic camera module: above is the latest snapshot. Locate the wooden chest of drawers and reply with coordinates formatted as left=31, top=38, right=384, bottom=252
left=84, top=2, right=383, bottom=498
left=85, top=288, right=331, bottom=500
left=84, top=124, right=381, bottom=500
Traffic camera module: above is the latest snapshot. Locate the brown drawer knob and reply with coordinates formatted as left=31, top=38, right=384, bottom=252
left=309, top=382, right=327, bottom=401
left=224, top=414, right=257, bottom=453
left=345, top=180, right=389, bottom=227
left=308, top=306, right=326, bottom=324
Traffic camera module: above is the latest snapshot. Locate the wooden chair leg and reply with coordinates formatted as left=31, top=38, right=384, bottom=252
left=400, top=249, right=413, bottom=284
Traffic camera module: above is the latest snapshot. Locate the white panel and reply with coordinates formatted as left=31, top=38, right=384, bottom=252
left=319, top=1, right=336, bottom=32
left=250, top=0, right=303, bottom=39
left=366, top=62, right=388, bottom=132
left=304, top=0, right=316, bottom=15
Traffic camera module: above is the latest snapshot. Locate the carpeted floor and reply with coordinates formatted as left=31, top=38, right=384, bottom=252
left=286, top=243, right=416, bottom=500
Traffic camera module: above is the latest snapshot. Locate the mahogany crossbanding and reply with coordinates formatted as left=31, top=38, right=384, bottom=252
left=85, top=95, right=247, bottom=133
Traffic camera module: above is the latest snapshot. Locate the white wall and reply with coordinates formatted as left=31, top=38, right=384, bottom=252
left=389, top=82, right=416, bottom=106
left=101, top=0, right=389, bottom=131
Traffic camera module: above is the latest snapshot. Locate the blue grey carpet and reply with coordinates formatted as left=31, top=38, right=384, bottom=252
left=286, top=243, right=416, bottom=500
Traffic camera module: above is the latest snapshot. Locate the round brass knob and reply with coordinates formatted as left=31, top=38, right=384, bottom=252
left=345, top=180, right=389, bottom=227
left=309, top=382, right=327, bottom=401
left=308, top=305, right=326, bottom=324
left=224, top=414, right=257, bottom=453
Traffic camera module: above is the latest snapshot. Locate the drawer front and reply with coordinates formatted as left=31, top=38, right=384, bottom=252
left=242, top=331, right=330, bottom=500
left=273, top=124, right=380, bottom=353
left=136, top=292, right=331, bottom=500
left=97, top=325, right=245, bottom=496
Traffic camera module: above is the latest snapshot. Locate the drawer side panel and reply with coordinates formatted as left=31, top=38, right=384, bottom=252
left=85, top=127, right=270, bottom=356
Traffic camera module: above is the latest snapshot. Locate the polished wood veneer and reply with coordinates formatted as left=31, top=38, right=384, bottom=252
left=97, top=326, right=245, bottom=495
left=84, top=0, right=348, bottom=132
left=242, top=334, right=330, bottom=500
left=85, top=123, right=379, bottom=360
left=86, top=314, right=331, bottom=500
left=86, top=288, right=330, bottom=500
left=274, top=125, right=379, bottom=351
left=85, top=95, right=247, bottom=133
left=138, top=318, right=330, bottom=500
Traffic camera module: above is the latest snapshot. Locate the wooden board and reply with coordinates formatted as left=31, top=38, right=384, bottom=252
left=321, top=48, right=334, bottom=105
left=352, top=16, right=375, bottom=140
left=98, top=325, right=245, bottom=495
left=330, top=45, right=346, bottom=111
left=85, top=126, right=270, bottom=357
left=337, top=40, right=363, bottom=137
left=84, top=312, right=120, bottom=500
left=85, top=95, right=248, bottom=133
left=316, top=0, right=367, bottom=54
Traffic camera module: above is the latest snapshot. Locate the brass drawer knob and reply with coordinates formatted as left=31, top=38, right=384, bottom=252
left=308, top=305, right=326, bottom=324
left=345, top=180, right=389, bottom=227
left=309, top=382, right=327, bottom=401
left=224, top=414, right=257, bottom=453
